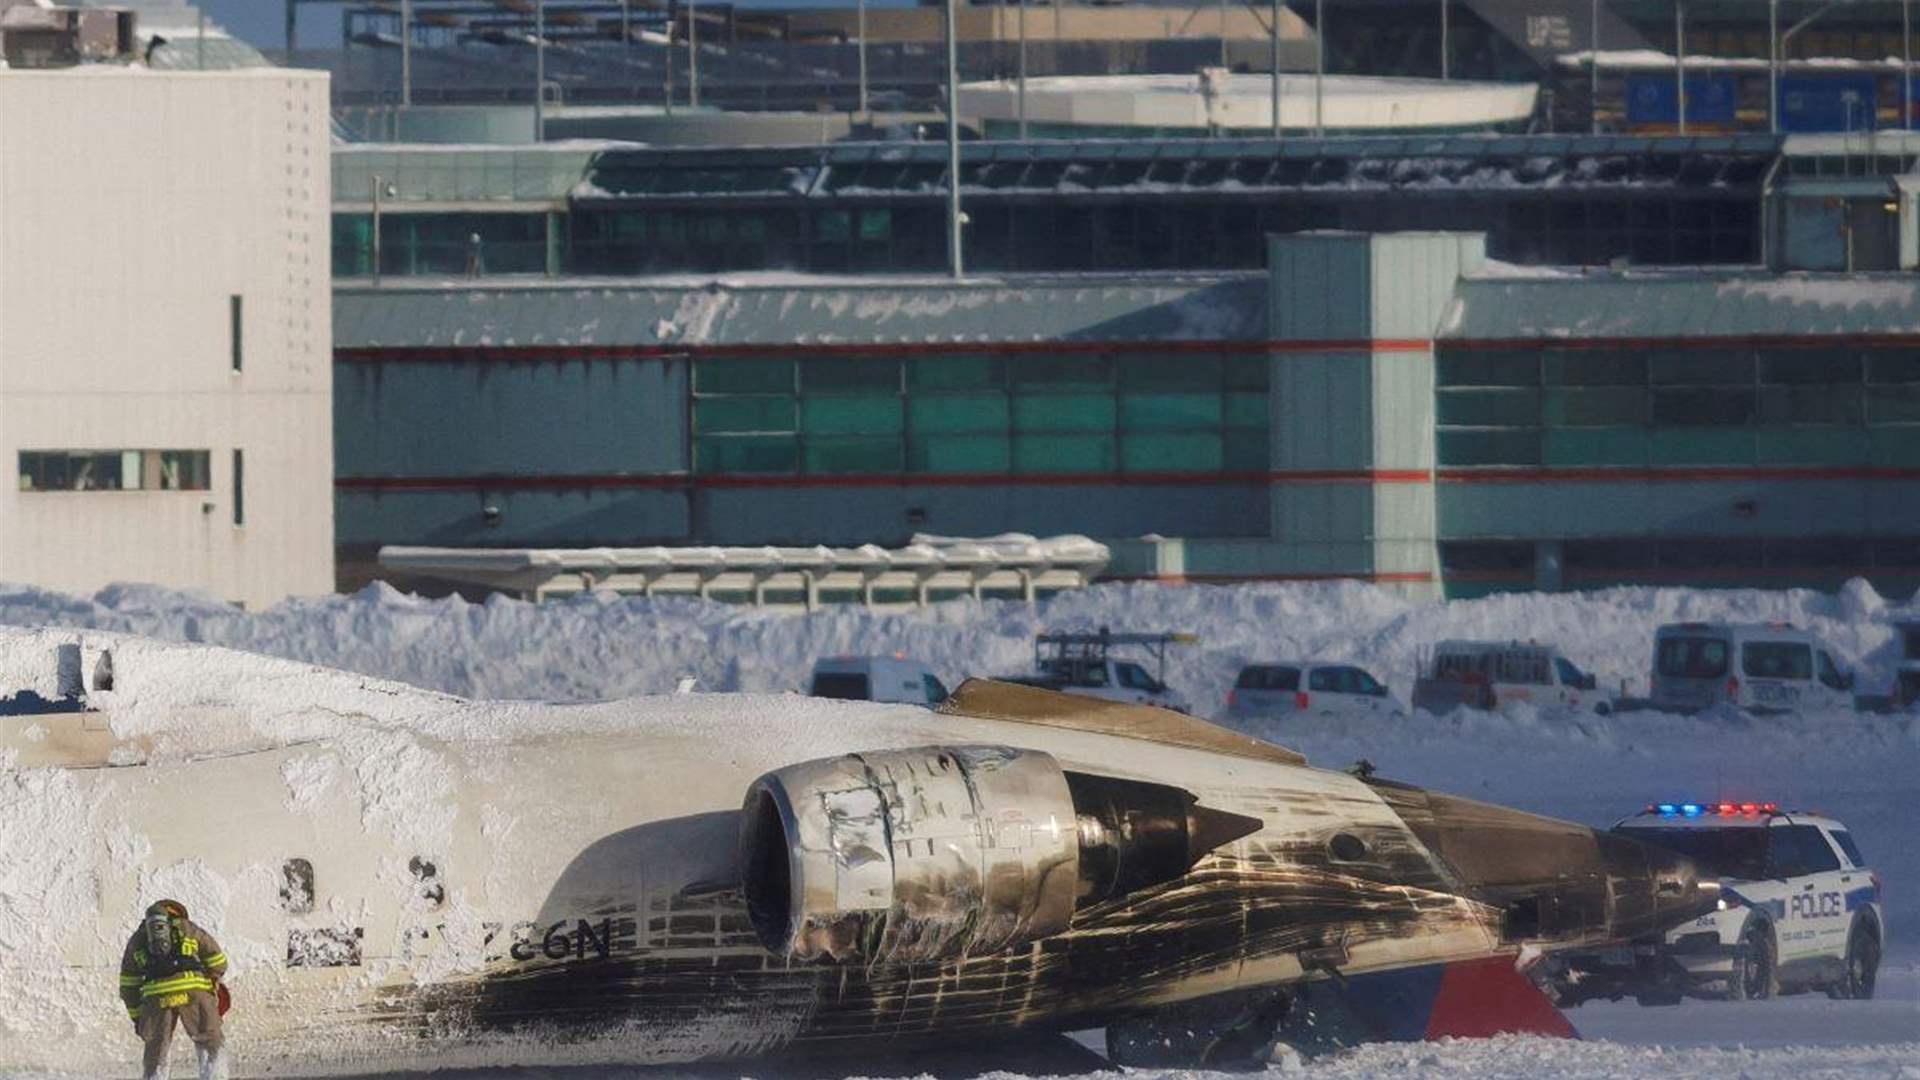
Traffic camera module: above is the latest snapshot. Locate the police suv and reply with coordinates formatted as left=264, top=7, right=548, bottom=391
left=1548, top=802, right=1883, bottom=1006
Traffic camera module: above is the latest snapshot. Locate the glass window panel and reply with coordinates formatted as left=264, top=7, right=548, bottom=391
left=907, top=356, right=1005, bottom=391
left=813, top=210, right=851, bottom=242
left=858, top=209, right=891, bottom=242
left=1437, top=429, right=1542, bottom=466
left=1013, top=434, right=1116, bottom=473
left=908, top=435, right=1011, bottom=474
left=1543, top=350, right=1647, bottom=386
left=694, top=396, right=796, bottom=434
left=1651, top=388, right=1755, bottom=426
left=908, top=394, right=1008, bottom=434
left=804, top=436, right=900, bottom=474
left=695, top=435, right=798, bottom=473
left=801, top=358, right=899, bottom=393
left=1436, top=349, right=1540, bottom=387
left=694, top=358, right=793, bottom=394
left=1648, top=348, right=1753, bottom=385
left=1224, top=392, right=1267, bottom=428
left=1436, top=389, right=1540, bottom=427
left=1761, top=349, right=1861, bottom=384
left=1120, top=392, right=1223, bottom=430
left=1647, top=428, right=1754, bottom=464
left=1225, top=355, right=1269, bottom=391
left=1867, top=384, right=1920, bottom=423
left=1871, top=426, right=1920, bottom=465
left=1122, top=433, right=1223, bottom=472
left=1758, top=385, right=1863, bottom=424
left=1544, top=387, right=1646, bottom=426
left=1544, top=427, right=1648, bottom=465
left=801, top=395, right=902, bottom=436
left=1866, top=351, right=1920, bottom=384
left=1013, top=393, right=1116, bottom=432
left=1117, top=354, right=1222, bottom=391
left=1755, top=426, right=1870, bottom=465
left=1223, top=428, right=1270, bottom=470
left=1010, top=355, right=1111, bottom=389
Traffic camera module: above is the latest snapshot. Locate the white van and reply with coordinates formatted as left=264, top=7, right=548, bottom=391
left=808, top=655, right=950, bottom=707
left=1410, top=640, right=1610, bottom=716
left=1226, top=662, right=1403, bottom=722
left=1651, top=623, right=1854, bottom=714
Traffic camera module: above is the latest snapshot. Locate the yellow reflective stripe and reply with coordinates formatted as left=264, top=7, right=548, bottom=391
left=152, top=992, right=190, bottom=1009
left=140, top=975, right=214, bottom=996
left=179, top=938, right=200, bottom=956
left=203, top=953, right=226, bottom=967
left=118, top=974, right=144, bottom=986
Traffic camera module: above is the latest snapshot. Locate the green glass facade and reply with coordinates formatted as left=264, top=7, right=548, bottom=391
left=690, top=352, right=1269, bottom=477
left=1435, top=344, right=1920, bottom=469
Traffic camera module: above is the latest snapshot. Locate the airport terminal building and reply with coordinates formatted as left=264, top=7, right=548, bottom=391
left=334, top=154, right=1920, bottom=599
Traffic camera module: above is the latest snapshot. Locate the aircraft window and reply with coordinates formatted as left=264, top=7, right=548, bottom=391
left=287, top=927, right=362, bottom=967
left=410, top=856, right=446, bottom=907
left=279, top=858, right=315, bottom=914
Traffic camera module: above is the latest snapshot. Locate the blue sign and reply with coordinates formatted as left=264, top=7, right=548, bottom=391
left=1777, top=74, right=1879, bottom=132
left=1625, top=75, right=1739, bottom=125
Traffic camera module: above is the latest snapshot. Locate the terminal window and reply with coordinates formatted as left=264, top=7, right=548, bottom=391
left=1435, top=344, right=1920, bottom=468
left=18, top=450, right=212, bottom=492
left=691, top=352, right=1268, bottom=477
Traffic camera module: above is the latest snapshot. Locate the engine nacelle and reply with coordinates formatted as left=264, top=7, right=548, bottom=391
left=741, top=745, right=1080, bottom=964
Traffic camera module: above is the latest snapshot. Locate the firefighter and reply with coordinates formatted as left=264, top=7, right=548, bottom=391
left=118, top=899, right=228, bottom=1080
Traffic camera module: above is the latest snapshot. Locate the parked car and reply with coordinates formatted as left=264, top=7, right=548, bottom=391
left=1411, top=640, right=1610, bottom=716
left=996, top=629, right=1194, bottom=713
left=1226, top=662, right=1403, bottom=721
left=808, top=655, right=949, bottom=706
left=1652, top=622, right=1854, bottom=714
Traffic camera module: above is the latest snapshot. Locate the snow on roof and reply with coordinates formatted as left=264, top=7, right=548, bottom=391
left=1443, top=271, right=1920, bottom=340
left=334, top=273, right=1269, bottom=349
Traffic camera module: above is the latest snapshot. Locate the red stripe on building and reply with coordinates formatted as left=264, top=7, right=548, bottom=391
left=1437, top=465, right=1920, bottom=484
left=333, top=338, right=1433, bottom=364
left=337, top=469, right=1433, bottom=491
left=1115, top=571, right=1435, bottom=584
left=1443, top=332, right=1920, bottom=351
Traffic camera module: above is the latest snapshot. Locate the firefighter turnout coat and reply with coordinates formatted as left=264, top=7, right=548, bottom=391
left=118, top=921, right=227, bottom=1017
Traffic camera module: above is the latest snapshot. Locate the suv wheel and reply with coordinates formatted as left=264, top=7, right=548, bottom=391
left=1827, top=920, right=1880, bottom=1001
left=1727, top=921, right=1775, bottom=1001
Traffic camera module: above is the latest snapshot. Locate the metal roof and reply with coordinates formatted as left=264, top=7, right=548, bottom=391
left=1442, top=271, right=1920, bottom=340
left=334, top=273, right=1269, bottom=349
left=575, top=134, right=1783, bottom=203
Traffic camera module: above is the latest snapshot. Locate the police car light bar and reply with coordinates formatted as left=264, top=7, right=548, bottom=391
left=1646, top=801, right=1777, bottom=817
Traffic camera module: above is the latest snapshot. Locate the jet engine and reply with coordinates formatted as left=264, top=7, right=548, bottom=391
left=739, top=745, right=1262, bottom=964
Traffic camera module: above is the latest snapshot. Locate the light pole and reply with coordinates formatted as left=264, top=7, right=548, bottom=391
left=1590, top=0, right=1601, bottom=133
left=1271, top=0, right=1282, bottom=137
left=1905, top=0, right=1913, bottom=130
left=1674, top=0, right=1686, bottom=136
left=400, top=0, right=411, bottom=107
left=1018, top=0, right=1028, bottom=139
left=534, top=0, right=546, bottom=140
left=1220, top=0, right=1230, bottom=68
left=689, top=0, right=700, bottom=108
left=946, top=0, right=963, bottom=279
left=1314, top=0, right=1325, bottom=136
left=1439, top=0, right=1448, bottom=80
left=858, top=0, right=869, bottom=119
left=370, top=174, right=393, bottom=285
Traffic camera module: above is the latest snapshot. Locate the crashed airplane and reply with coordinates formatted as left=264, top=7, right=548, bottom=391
left=0, top=635, right=1718, bottom=1073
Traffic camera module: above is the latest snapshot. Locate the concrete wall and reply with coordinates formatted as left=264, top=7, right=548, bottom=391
left=1267, top=232, right=1477, bottom=594
left=0, top=68, right=333, bottom=608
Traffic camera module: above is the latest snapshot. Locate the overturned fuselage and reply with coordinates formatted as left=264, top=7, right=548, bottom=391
left=0, top=647, right=1713, bottom=1075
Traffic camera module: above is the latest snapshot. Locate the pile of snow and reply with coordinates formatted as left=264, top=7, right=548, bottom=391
left=0, top=577, right=1909, bottom=708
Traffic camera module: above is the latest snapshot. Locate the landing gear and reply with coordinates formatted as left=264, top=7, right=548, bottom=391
left=1106, top=989, right=1295, bottom=1070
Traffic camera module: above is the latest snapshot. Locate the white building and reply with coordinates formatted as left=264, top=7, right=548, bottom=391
left=0, top=66, right=332, bottom=608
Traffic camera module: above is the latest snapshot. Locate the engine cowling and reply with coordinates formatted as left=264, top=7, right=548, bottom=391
left=739, top=745, right=1264, bottom=964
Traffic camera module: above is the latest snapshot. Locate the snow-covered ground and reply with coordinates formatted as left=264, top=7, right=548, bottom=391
left=1, top=578, right=1915, bottom=1077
